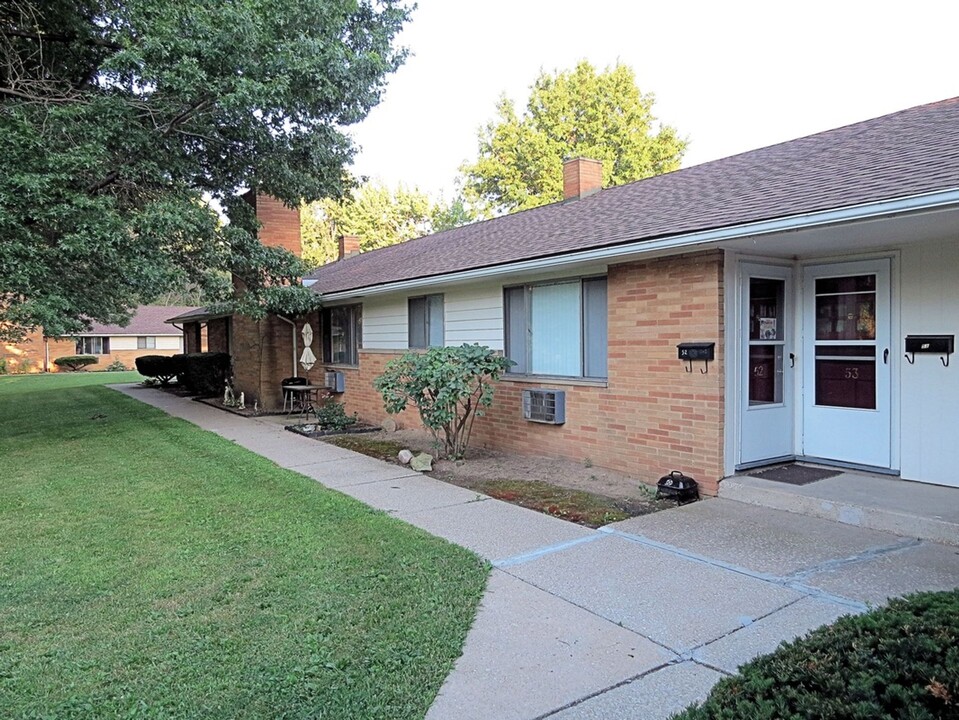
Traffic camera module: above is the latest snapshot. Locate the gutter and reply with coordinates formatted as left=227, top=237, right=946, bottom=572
left=316, top=187, right=959, bottom=301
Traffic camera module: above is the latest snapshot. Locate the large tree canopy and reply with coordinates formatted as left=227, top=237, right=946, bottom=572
left=0, top=0, right=411, bottom=340
left=460, top=61, right=688, bottom=215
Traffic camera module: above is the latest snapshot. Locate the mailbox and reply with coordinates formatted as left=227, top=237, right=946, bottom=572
left=677, top=342, right=715, bottom=361
left=904, top=335, right=954, bottom=355
left=904, top=334, right=954, bottom=367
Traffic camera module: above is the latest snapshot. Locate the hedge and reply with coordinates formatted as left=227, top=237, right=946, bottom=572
left=672, top=589, right=959, bottom=720
left=135, top=355, right=185, bottom=386
left=53, top=355, right=98, bottom=371
left=178, top=352, right=231, bottom=396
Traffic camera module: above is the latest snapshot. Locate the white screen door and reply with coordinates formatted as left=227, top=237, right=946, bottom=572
left=802, top=259, right=891, bottom=468
left=741, top=263, right=795, bottom=464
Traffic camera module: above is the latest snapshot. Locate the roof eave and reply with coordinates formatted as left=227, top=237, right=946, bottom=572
left=316, top=187, right=959, bottom=302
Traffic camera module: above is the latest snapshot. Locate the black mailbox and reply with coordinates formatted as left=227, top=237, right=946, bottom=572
left=677, top=342, right=715, bottom=361
left=904, top=335, right=954, bottom=355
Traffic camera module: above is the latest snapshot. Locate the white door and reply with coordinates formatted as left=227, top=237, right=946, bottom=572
left=740, top=263, right=795, bottom=464
left=802, top=259, right=892, bottom=468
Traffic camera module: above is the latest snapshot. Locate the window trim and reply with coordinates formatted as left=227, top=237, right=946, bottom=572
left=76, top=336, right=110, bottom=355
left=504, top=275, right=608, bottom=380
left=136, top=336, right=156, bottom=349
left=321, top=304, right=362, bottom=367
left=408, top=293, right=445, bottom=349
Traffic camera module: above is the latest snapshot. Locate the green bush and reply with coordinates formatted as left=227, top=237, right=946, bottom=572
left=315, top=399, right=358, bottom=432
left=179, top=352, right=231, bottom=396
left=135, top=354, right=185, bottom=386
left=53, top=355, right=98, bottom=371
left=672, top=589, right=959, bottom=720
left=0, top=358, right=7, bottom=375
left=373, top=344, right=513, bottom=459
left=104, top=358, right=128, bottom=372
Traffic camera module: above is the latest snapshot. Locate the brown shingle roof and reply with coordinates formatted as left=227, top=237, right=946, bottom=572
left=80, top=306, right=200, bottom=336
left=306, top=97, right=959, bottom=295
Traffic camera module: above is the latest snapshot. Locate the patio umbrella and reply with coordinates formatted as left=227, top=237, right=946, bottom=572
left=300, top=323, right=316, bottom=371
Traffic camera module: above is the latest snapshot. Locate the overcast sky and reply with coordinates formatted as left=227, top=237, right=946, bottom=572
left=347, top=0, right=958, bottom=200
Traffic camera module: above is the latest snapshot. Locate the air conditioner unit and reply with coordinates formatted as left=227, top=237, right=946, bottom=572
left=522, top=389, right=566, bottom=424
left=324, top=371, right=345, bottom=393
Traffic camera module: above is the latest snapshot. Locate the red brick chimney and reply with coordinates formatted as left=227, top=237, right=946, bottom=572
left=338, top=235, right=361, bottom=260
left=563, top=157, right=603, bottom=201
left=245, top=192, right=302, bottom=257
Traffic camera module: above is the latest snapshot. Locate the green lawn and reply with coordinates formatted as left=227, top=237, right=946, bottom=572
left=0, top=372, right=488, bottom=719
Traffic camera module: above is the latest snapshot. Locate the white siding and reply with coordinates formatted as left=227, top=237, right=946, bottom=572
left=362, top=297, right=408, bottom=350
left=900, top=235, right=959, bottom=487
left=444, top=284, right=504, bottom=350
left=156, top=336, right=182, bottom=351
left=110, top=336, right=137, bottom=350
left=360, top=283, right=505, bottom=351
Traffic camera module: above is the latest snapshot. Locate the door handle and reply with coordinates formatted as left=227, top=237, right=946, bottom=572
left=789, top=352, right=795, bottom=368
left=883, top=348, right=889, bottom=364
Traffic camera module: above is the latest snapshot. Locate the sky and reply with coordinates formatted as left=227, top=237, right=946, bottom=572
left=348, top=0, right=958, bottom=201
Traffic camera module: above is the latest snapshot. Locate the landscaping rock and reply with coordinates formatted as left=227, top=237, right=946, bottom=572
left=410, top=452, right=433, bottom=472
left=398, top=449, right=414, bottom=465
left=382, top=418, right=397, bottom=433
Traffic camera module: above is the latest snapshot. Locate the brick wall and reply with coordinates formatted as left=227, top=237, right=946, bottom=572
left=207, top=318, right=230, bottom=354
left=87, top=346, right=180, bottom=371
left=1, top=331, right=75, bottom=373
left=327, top=251, right=727, bottom=494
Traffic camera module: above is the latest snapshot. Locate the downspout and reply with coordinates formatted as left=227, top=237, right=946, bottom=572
left=277, top=315, right=297, bottom=377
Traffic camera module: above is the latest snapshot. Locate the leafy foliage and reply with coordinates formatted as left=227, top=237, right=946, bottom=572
left=673, top=589, right=959, bottom=720
left=461, top=61, right=687, bottom=214
left=315, top=398, right=359, bottom=433
left=373, top=344, right=513, bottom=459
left=53, top=355, right=97, bottom=371
left=0, top=0, right=412, bottom=340
left=178, top=351, right=231, bottom=396
left=302, top=181, right=435, bottom=266
left=103, top=358, right=128, bottom=372
left=134, top=354, right=184, bottom=385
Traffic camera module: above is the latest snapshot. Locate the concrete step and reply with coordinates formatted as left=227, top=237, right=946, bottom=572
left=719, top=473, right=959, bottom=547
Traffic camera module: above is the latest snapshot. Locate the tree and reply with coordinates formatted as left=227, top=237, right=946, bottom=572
left=373, top=344, right=514, bottom=459
left=431, top=193, right=477, bottom=233
left=301, top=180, right=434, bottom=267
left=0, top=0, right=411, bottom=341
left=460, top=61, right=687, bottom=215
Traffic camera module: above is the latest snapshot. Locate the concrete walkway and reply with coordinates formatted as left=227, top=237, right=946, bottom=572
left=113, top=386, right=959, bottom=720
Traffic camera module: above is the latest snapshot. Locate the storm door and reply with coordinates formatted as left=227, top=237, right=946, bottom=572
left=740, top=263, right=795, bottom=464
left=802, top=259, right=891, bottom=468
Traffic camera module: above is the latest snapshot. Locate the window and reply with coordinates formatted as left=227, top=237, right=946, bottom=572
left=505, top=277, right=607, bottom=378
left=137, top=336, right=156, bottom=349
left=76, top=337, right=110, bottom=355
left=321, top=305, right=361, bottom=365
left=408, top=294, right=444, bottom=348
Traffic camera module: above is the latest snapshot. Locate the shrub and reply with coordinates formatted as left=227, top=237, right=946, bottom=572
left=672, top=589, right=959, bottom=720
left=104, top=359, right=128, bottom=372
left=53, top=355, right=97, bottom=371
left=315, top=399, right=358, bottom=432
left=0, top=358, right=7, bottom=375
left=179, top=352, right=231, bottom=396
left=135, top=355, right=184, bottom=386
left=373, top=344, right=513, bottom=459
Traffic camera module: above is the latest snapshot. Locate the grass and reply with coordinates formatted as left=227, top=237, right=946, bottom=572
left=0, top=373, right=488, bottom=719
left=324, top=435, right=408, bottom=462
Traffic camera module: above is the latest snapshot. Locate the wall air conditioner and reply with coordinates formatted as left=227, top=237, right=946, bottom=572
left=522, top=389, right=566, bottom=425
left=324, top=371, right=345, bottom=393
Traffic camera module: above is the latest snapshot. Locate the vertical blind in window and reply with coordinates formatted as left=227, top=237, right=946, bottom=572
left=408, top=294, right=444, bottom=348
left=505, top=277, right=607, bottom=378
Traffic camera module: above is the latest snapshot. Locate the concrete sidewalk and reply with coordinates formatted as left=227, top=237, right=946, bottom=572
left=113, top=385, right=959, bottom=720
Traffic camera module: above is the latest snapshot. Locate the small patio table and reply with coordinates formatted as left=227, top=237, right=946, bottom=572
left=285, top=384, right=329, bottom=422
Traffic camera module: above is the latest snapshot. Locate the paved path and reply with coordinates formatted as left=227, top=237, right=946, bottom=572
left=113, top=386, right=959, bottom=720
